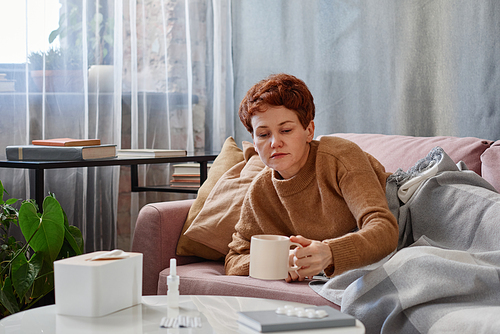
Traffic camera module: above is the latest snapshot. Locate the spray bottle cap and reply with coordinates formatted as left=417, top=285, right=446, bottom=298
left=167, top=258, right=179, bottom=308
left=170, top=258, right=177, bottom=276
left=167, top=258, right=179, bottom=285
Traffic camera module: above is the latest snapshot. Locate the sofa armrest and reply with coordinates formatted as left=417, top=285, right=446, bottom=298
left=131, top=199, right=203, bottom=295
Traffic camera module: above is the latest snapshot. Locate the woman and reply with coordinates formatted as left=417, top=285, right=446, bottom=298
left=225, top=73, right=398, bottom=282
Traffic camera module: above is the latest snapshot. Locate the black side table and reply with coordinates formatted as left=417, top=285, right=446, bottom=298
left=0, top=154, right=217, bottom=207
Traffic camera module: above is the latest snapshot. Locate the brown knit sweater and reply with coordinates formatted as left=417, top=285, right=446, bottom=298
left=225, top=136, right=398, bottom=277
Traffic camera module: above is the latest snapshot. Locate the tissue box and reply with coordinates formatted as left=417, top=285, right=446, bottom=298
left=54, top=251, right=143, bottom=317
left=56, top=303, right=143, bottom=334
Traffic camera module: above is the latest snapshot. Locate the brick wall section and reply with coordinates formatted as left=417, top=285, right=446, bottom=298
left=117, top=0, right=207, bottom=250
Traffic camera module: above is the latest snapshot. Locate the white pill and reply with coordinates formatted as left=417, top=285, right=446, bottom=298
left=287, top=309, right=298, bottom=316
left=307, top=311, right=320, bottom=319
left=297, top=310, right=308, bottom=318
left=276, top=307, right=287, bottom=314
left=315, top=310, right=328, bottom=318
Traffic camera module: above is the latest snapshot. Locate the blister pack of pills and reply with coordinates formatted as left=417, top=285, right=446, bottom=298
left=160, top=315, right=202, bottom=328
left=275, top=305, right=329, bottom=319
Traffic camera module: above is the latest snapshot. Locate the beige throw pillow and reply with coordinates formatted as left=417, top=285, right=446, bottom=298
left=183, top=142, right=266, bottom=256
left=175, top=137, right=245, bottom=260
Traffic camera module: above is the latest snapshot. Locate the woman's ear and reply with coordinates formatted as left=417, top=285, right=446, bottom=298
left=306, top=121, right=315, bottom=143
left=252, top=134, right=259, bottom=153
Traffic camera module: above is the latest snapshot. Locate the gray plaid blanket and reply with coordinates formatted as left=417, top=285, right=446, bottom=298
left=310, top=147, right=500, bottom=334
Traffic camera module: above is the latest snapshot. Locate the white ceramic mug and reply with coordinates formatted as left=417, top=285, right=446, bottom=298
left=249, top=235, right=302, bottom=280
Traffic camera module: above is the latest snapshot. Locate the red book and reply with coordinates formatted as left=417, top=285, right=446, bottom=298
left=32, top=138, right=101, bottom=147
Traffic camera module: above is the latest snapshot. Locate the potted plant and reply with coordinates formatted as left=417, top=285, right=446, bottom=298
left=48, top=2, right=114, bottom=92
left=28, top=47, right=83, bottom=92
left=49, top=2, right=113, bottom=66
left=0, top=180, right=83, bottom=318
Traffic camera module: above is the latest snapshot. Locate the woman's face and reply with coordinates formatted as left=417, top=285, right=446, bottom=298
left=251, top=105, right=314, bottom=179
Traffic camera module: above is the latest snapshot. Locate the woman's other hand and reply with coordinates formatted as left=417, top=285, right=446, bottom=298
left=285, top=235, right=333, bottom=282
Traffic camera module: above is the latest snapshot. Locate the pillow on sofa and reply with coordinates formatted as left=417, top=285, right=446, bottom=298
left=480, top=140, right=500, bottom=192
left=183, top=142, right=266, bottom=258
left=176, top=136, right=245, bottom=259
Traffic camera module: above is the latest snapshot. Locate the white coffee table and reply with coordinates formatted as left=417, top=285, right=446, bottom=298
left=0, top=295, right=365, bottom=333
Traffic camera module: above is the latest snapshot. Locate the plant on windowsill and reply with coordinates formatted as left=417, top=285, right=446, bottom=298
left=0, top=180, right=83, bottom=318
left=48, top=2, right=114, bottom=92
left=48, top=3, right=114, bottom=67
left=27, top=47, right=83, bottom=92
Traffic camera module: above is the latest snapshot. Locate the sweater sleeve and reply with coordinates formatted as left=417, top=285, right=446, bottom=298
left=319, top=141, right=398, bottom=276
left=225, top=231, right=251, bottom=275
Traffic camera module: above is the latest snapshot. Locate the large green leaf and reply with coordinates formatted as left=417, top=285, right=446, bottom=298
left=63, top=210, right=83, bottom=255
left=12, top=254, right=41, bottom=298
left=28, top=252, right=43, bottom=277
left=59, top=225, right=84, bottom=260
left=19, top=197, right=65, bottom=263
left=0, top=277, right=20, bottom=315
left=18, top=201, right=40, bottom=241
left=31, top=259, right=54, bottom=300
left=67, top=225, right=83, bottom=254
left=11, top=253, right=29, bottom=294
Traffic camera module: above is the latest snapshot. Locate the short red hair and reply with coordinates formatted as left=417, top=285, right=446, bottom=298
left=238, top=73, right=315, bottom=134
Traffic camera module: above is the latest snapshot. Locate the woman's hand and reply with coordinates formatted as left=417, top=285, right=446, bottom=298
left=286, top=249, right=302, bottom=282
left=285, top=235, right=333, bottom=282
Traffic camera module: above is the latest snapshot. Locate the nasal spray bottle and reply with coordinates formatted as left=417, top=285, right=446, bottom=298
left=167, top=258, right=179, bottom=308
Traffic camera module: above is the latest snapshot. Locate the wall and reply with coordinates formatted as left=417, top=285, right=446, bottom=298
left=117, top=0, right=209, bottom=250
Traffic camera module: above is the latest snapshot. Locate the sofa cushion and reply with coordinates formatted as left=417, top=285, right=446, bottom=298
left=157, top=262, right=338, bottom=308
left=481, top=140, right=500, bottom=192
left=176, top=136, right=245, bottom=260
left=184, top=143, right=266, bottom=257
left=327, top=133, right=493, bottom=176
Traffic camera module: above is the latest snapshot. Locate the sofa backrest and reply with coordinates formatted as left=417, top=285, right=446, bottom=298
left=322, top=133, right=500, bottom=192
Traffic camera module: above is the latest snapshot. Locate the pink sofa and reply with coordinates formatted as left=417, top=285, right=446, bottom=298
left=131, top=133, right=500, bottom=309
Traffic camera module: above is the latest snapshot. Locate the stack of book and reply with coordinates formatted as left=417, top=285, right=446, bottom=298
left=0, top=73, right=15, bottom=92
left=117, top=149, right=187, bottom=158
left=5, top=138, right=116, bottom=161
left=170, top=162, right=213, bottom=188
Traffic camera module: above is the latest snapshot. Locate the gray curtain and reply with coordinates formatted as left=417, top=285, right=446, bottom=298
left=231, top=0, right=500, bottom=144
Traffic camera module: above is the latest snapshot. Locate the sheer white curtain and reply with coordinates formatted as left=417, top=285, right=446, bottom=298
left=123, top=0, right=233, bottom=248
left=0, top=0, right=232, bottom=251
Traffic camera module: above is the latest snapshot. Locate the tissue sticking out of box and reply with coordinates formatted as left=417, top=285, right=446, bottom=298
left=89, top=249, right=129, bottom=261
